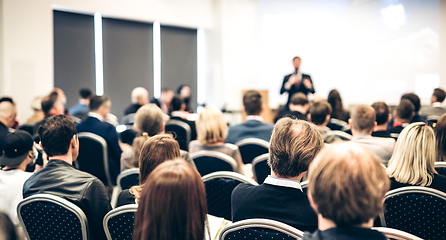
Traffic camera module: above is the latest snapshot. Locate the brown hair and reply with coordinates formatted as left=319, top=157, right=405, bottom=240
left=196, top=107, right=227, bottom=144
left=436, top=113, right=446, bottom=161
left=371, top=102, right=390, bottom=125
left=268, top=118, right=323, bottom=177
left=243, top=90, right=262, bottom=115
left=351, top=105, right=375, bottom=133
left=309, top=100, right=332, bottom=125
left=433, top=88, right=446, bottom=103
left=133, top=159, right=208, bottom=240
left=308, top=142, right=390, bottom=227
left=129, top=134, right=181, bottom=200
left=396, top=99, right=414, bottom=120
left=290, top=93, right=308, bottom=106
left=129, top=133, right=150, bottom=168
left=134, top=104, right=164, bottom=137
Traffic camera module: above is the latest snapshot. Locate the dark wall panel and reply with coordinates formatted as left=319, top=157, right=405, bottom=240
left=160, top=26, right=197, bottom=111
left=54, top=10, right=95, bottom=110
left=102, top=18, right=153, bottom=120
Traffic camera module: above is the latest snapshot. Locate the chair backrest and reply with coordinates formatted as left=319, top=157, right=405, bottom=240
left=323, top=130, right=352, bottom=141
left=300, top=180, right=308, bottom=194
left=202, top=171, right=258, bottom=220
left=117, top=168, right=140, bottom=191
left=380, top=186, right=446, bottom=239
left=434, top=161, right=446, bottom=176
left=77, top=132, right=113, bottom=187
left=190, top=150, right=238, bottom=177
left=165, top=119, right=191, bottom=151
left=17, top=194, right=89, bottom=240
left=103, top=204, right=138, bottom=240
left=219, top=218, right=304, bottom=240
left=251, top=153, right=270, bottom=184
left=372, top=227, right=423, bottom=240
left=235, top=138, right=269, bottom=164
left=327, top=118, right=350, bottom=131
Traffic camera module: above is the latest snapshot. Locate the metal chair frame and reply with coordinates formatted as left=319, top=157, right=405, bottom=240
left=323, top=130, right=352, bottom=140
left=190, top=150, right=238, bottom=174
left=116, top=168, right=140, bottom=191
left=251, top=153, right=269, bottom=183
left=103, top=204, right=138, bottom=240
left=372, top=227, right=423, bottom=240
left=202, top=171, right=259, bottom=186
left=235, top=138, right=270, bottom=164
left=165, top=119, right=192, bottom=149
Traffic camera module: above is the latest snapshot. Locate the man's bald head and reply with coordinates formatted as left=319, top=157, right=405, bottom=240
left=131, top=87, right=149, bottom=105
left=0, top=101, right=17, bottom=128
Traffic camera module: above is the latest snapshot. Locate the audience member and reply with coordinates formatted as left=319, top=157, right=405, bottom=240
left=349, top=105, right=395, bottom=165
left=435, top=113, right=446, bottom=162
left=308, top=100, right=332, bottom=135
left=275, top=93, right=310, bottom=122
left=69, top=88, right=93, bottom=120
left=0, top=101, right=16, bottom=149
left=150, top=87, right=174, bottom=114
left=52, top=87, right=67, bottom=108
left=387, top=122, right=446, bottom=192
left=0, top=97, right=14, bottom=104
left=189, top=107, right=245, bottom=175
left=303, top=143, right=389, bottom=240
left=117, top=134, right=181, bottom=206
left=76, top=95, right=122, bottom=184
left=400, top=93, right=426, bottom=123
left=33, top=91, right=65, bottom=134
left=170, top=96, right=197, bottom=140
left=420, top=88, right=446, bottom=117
left=0, top=131, right=35, bottom=225
left=226, top=90, right=274, bottom=143
left=23, top=115, right=111, bottom=240
left=231, top=118, right=323, bottom=231
left=0, top=212, right=18, bottom=240
left=388, top=99, right=414, bottom=138
left=124, top=87, right=149, bottom=116
left=133, top=159, right=209, bottom=240
left=25, top=96, right=44, bottom=125
left=176, top=84, right=193, bottom=112
left=327, top=89, right=349, bottom=123
left=371, top=102, right=392, bottom=138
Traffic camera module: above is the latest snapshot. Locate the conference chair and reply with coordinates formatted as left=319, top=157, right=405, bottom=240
left=165, top=119, right=191, bottom=151
left=327, top=118, right=350, bottom=131
left=218, top=218, right=304, bottom=240
left=234, top=138, right=269, bottom=164
left=103, top=204, right=137, bottom=240
left=322, top=130, right=352, bottom=143
left=190, top=150, right=238, bottom=177
left=17, top=194, right=89, bottom=240
left=251, top=153, right=270, bottom=184
left=379, top=186, right=446, bottom=239
left=117, top=168, right=140, bottom=191
left=372, top=227, right=423, bottom=240
left=434, top=161, right=446, bottom=176
left=202, top=171, right=258, bottom=221
left=77, top=132, right=114, bottom=187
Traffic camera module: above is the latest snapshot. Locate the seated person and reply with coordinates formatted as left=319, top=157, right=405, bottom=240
left=275, top=93, right=310, bottom=122
left=0, top=212, right=18, bottom=240
left=387, top=122, right=446, bottom=192
left=231, top=118, right=323, bottom=231
left=389, top=99, right=415, bottom=139
left=23, top=115, right=111, bottom=240
left=435, top=113, right=446, bottom=162
left=226, top=90, right=274, bottom=144
left=308, top=100, right=332, bottom=135
left=124, top=87, right=149, bottom=116
left=420, top=88, right=446, bottom=118
left=176, top=84, right=193, bottom=113
left=0, top=100, right=17, bottom=152
left=401, top=93, right=426, bottom=123
left=371, top=102, right=392, bottom=138
left=303, top=142, right=389, bottom=240
left=69, top=88, right=93, bottom=120
left=117, top=134, right=181, bottom=206
left=189, top=107, right=245, bottom=175
left=169, top=96, right=197, bottom=141
left=150, top=87, right=174, bottom=114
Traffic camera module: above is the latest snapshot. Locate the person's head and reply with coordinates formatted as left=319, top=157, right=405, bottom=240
left=0, top=101, right=17, bottom=128
left=52, top=88, right=67, bottom=106
left=0, top=212, right=18, bottom=240
left=89, top=95, right=111, bottom=119
left=349, top=105, right=376, bottom=135
left=41, top=92, right=64, bottom=116
left=171, top=96, right=185, bottom=112
left=327, top=89, right=347, bottom=119
left=243, top=90, right=263, bottom=116
left=134, top=104, right=165, bottom=136
left=435, top=113, right=446, bottom=161
left=79, top=88, right=93, bottom=100
left=160, top=87, right=174, bottom=104
left=133, top=159, right=208, bottom=240
left=38, top=115, right=78, bottom=160
left=268, top=118, right=323, bottom=178
left=30, top=96, right=43, bottom=112
left=371, top=102, right=390, bottom=126
left=292, top=56, right=301, bottom=70
left=131, top=87, right=149, bottom=105
left=395, top=99, right=415, bottom=122
left=0, top=131, right=35, bottom=169
left=288, top=93, right=310, bottom=113
left=196, top=107, right=227, bottom=144
left=308, top=142, right=390, bottom=228
left=177, top=85, right=191, bottom=99
left=0, top=97, right=13, bottom=104
left=387, top=122, right=437, bottom=187
left=431, top=88, right=446, bottom=104
left=401, top=93, right=421, bottom=113
left=309, top=101, right=332, bottom=126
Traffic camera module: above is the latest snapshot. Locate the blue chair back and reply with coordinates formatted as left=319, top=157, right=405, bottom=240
left=252, top=153, right=270, bottom=184
left=235, top=138, right=269, bottom=164
left=165, top=120, right=191, bottom=151
left=191, top=151, right=237, bottom=177
left=103, top=204, right=137, bottom=240
left=117, top=168, right=140, bottom=191
left=435, top=162, right=446, bottom=176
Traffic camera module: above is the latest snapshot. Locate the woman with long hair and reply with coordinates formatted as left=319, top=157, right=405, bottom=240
left=133, top=159, right=209, bottom=240
left=386, top=122, right=446, bottom=192
left=435, top=113, right=446, bottom=162
left=327, top=89, right=349, bottom=123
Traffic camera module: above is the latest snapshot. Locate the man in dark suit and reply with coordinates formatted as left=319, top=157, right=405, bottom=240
left=274, top=93, right=310, bottom=123
left=280, top=56, right=315, bottom=107
left=231, top=118, right=323, bottom=231
left=226, top=90, right=274, bottom=144
left=76, top=95, right=122, bottom=185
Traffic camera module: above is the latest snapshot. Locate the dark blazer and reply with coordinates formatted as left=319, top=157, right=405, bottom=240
left=225, top=120, right=274, bottom=144
left=123, top=103, right=142, bottom=116
left=389, top=175, right=446, bottom=193
left=372, top=130, right=392, bottom=138
left=231, top=183, right=318, bottom=232
left=76, top=116, right=122, bottom=183
left=170, top=116, right=197, bottom=141
left=274, top=110, right=307, bottom=123
left=116, top=189, right=135, bottom=207
left=303, top=228, right=387, bottom=240
left=280, top=73, right=315, bottom=105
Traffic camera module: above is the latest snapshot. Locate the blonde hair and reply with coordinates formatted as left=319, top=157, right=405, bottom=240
left=386, top=122, right=437, bottom=187
left=196, top=107, right=227, bottom=144
left=134, top=104, right=164, bottom=136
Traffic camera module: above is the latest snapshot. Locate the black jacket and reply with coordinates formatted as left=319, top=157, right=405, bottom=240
left=23, top=160, right=112, bottom=240
left=303, top=228, right=387, bottom=240
left=280, top=73, right=315, bottom=105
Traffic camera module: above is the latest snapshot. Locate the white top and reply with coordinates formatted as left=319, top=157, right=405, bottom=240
left=0, top=169, right=33, bottom=225
left=263, top=175, right=302, bottom=191
left=88, top=112, right=104, bottom=122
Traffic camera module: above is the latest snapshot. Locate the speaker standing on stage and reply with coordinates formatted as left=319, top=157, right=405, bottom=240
left=280, top=56, right=315, bottom=106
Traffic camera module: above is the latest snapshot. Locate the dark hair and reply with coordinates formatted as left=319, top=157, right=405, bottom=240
left=243, top=90, right=262, bottom=115
left=268, top=118, right=323, bottom=177
left=396, top=99, right=415, bottom=120
left=0, top=212, right=18, bottom=240
left=38, top=115, right=77, bottom=157
left=79, top=88, right=93, bottom=99
left=435, top=113, right=446, bottom=161
left=310, top=101, right=332, bottom=125
left=433, top=88, right=446, bottom=103
left=290, top=93, right=308, bottom=106
left=89, top=95, right=110, bottom=111
left=176, top=84, right=188, bottom=94
left=371, top=102, right=390, bottom=125
left=0, top=97, right=14, bottom=104
left=119, top=129, right=137, bottom=145
left=41, top=92, right=58, bottom=115
left=171, top=96, right=184, bottom=111
left=327, top=89, right=349, bottom=121
left=401, top=93, right=421, bottom=113
left=133, top=159, right=208, bottom=240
